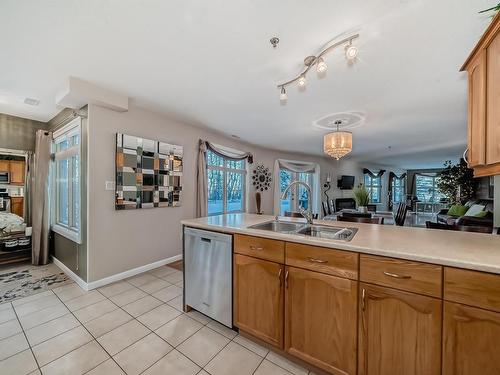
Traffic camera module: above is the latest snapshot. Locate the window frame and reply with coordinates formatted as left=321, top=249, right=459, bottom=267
left=392, top=177, right=406, bottom=204
left=52, top=117, right=82, bottom=244
left=279, top=169, right=314, bottom=215
left=364, top=174, right=382, bottom=204
left=206, top=149, right=247, bottom=216
left=415, top=174, right=443, bottom=203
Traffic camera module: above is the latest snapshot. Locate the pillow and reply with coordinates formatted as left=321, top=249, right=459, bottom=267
left=447, top=204, right=468, bottom=217
left=464, top=204, right=486, bottom=217
left=474, top=210, right=489, bottom=218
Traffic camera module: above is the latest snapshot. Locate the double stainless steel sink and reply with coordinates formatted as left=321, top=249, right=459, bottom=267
left=248, top=220, right=358, bottom=242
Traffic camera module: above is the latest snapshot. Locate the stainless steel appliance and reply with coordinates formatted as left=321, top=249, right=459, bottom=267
left=0, top=172, right=9, bottom=184
left=184, top=227, right=232, bottom=328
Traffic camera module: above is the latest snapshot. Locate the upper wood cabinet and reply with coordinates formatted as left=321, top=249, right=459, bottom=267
left=9, top=160, right=25, bottom=185
left=233, top=253, right=284, bottom=348
left=285, top=266, right=357, bottom=375
left=0, top=160, right=9, bottom=173
left=358, top=283, right=442, bottom=375
left=462, top=13, right=500, bottom=176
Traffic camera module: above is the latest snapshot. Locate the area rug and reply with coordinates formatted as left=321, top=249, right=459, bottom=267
left=0, top=262, right=71, bottom=304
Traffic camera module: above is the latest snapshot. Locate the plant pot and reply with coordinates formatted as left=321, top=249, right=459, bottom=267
left=358, top=206, right=368, bottom=214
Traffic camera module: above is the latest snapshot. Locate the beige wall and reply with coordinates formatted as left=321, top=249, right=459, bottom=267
left=0, top=113, right=47, bottom=151
left=87, top=104, right=362, bottom=282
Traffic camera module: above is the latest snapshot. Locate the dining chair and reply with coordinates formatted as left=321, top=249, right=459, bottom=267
left=394, top=203, right=408, bottom=226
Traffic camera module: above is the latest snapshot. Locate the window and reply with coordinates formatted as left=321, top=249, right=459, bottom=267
left=392, top=177, right=406, bottom=204
left=364, top=175, right=382, bottom=204
left=279, top=169, right=313, bottom=215
left=52, top=118, right=81, bottom=243
left=415, top=174, right=444, bottom=203
left=207, top=150, right=246, bottom=215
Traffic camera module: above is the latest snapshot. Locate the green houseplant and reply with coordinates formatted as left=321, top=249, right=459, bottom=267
left=480, top=3, right=500, bottom=15
left=436, top=159, right=476, bottom=204
left=353, top=183, right=370, bottom=213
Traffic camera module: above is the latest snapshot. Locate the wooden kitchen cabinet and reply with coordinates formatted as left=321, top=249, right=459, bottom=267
left=10, top=197, right=24, bottom=217
left=358, top=283, right=442, bottom=375
left=233, top=253, right=284, bottom=348
left=285, top=266, right=357, bottom=375
left=0, top=160, right=9, bottom=173
left=462, top=12, right=500, bottom=176
left=443, top=302, right=500, bottom=375
left=9, top=160, right=25, bottom=185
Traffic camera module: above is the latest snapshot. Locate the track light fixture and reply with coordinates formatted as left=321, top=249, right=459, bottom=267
left=277, top=33, right=359, bottom=102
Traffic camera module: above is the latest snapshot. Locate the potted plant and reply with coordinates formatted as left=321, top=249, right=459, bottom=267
left=353, top=183, right=370, bottom=213
left=480, top=3, right=500, bottom=15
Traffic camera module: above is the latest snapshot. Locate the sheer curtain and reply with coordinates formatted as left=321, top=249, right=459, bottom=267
left=23, top=151, right=34, bottom=225
left=32, top=130, right=52, bottom=265
left=273, top=159, right=321, bottom=217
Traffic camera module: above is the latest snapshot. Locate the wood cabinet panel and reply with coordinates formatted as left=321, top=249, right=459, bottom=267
left=233, top=254, right=284, bottom=348
left=234, top=234, right=284, bottom=263
left=358, top=283, right=442, bottom=375
left=443, top=302, right=500, bottom=375
left=9, top=161, right=25, bottom=185
left=486, top=30, right=500, bottom=165
left=285, top=266, right=357, bottom=375
left=285, top=242, right=358, bottom=279
left=360, top=254, right=442, bottom=298
left=467, top=51, right=487, bottom=167
left=0, top=160, right=9, bottom=173
left=10, top=197, right=23, bottom=217
left=444, top=267, right=500, bottom=313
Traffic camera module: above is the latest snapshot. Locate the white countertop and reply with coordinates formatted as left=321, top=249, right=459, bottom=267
left=182, top=213, right=500, bottom=274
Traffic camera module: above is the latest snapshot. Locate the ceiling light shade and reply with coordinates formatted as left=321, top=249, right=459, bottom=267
left=280, top=87, right=288, bottom=102
left=297, top=75, right=307, bottom=88
left=316, top=57, right=328, bottom=73
left=345, top=44, right=358, bottom=60
left=324, top=131, right=352, bottom=160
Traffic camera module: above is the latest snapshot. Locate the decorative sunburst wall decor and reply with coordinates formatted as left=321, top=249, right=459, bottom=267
left=252, top=164, right=272, bottom=191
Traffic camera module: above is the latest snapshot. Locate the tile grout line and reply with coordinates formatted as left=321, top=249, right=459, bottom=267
left=51, top=288, right=129, bottom=375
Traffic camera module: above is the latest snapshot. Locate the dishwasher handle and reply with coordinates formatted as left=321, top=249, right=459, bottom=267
left=201, top=237, right=211, bottom=243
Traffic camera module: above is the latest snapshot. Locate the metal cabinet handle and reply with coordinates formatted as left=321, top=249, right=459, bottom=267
left=383, top=271, right=412, bottom=279
left=307, top=257, right=328, bottom=264
left=278, top=268, right=282, bottom=287
left=361, top=288, right=366, bottom=311
left=250, top=245, right=264, bottom=251
left=285, top=270, right=289, bottom=289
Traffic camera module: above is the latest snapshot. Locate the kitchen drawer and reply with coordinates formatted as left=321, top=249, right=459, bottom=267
left=234, top=234, right=284, bottom=263
left=444, top=267, right=500, bottom=313
left=360, top=254, right=442, bottom=298
left=285, top=242, right=358, bottom=279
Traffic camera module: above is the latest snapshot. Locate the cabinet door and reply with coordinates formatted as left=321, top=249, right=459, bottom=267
left=358, top=283, right=442, bottom=375
left=233, top=254, right=284, bottom=348
left=9, top=161, right=25, bottom=185
left=487, top=32, right=500, bottom=165
left=285, top=266, right=357, bottom=375
left=467, top=50, right=487, bottom=167
left=0, top=160, right=9, bottom=173
left=10, top=197, right=24, bottom=217
left=443, top=302, right=500, bottom=375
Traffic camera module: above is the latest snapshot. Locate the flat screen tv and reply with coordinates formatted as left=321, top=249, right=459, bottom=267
left=337, top=175, right=355, bottom=190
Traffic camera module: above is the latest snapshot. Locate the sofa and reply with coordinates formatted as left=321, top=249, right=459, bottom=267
left=437, top=199, right=494, bottom=228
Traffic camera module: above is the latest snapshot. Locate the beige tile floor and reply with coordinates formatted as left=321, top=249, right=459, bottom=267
left=0, top=265, right=315, bottom=375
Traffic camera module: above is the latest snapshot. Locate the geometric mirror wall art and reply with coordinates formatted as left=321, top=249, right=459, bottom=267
left=115, top=133, right=183, bottom=210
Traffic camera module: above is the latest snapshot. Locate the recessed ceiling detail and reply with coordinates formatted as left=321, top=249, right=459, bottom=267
left=313, top=111, right=366, bottom=131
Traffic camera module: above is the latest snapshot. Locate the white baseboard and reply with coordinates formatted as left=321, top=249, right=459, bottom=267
left=52, top=254, right=182, bottom=291
left=52, top=256, right=89, bottom=291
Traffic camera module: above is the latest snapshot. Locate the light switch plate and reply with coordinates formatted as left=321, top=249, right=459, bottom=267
left=105, top=181, right=115, bottom=191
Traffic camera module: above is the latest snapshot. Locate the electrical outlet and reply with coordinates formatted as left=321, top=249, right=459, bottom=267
left=105, top=181, right=115, bottom=191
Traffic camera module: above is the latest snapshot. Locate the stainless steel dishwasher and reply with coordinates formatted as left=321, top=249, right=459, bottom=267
left=184, top=227, right=232, bottom=328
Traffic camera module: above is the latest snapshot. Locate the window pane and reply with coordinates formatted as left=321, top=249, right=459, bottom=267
left=208, top=169, right=224, bottom=215
left=57, top=139, right=68, bottom=152
left=226, top=172, right=243, bottom=212
left=72, top=155, right=80, bottom=229
left=226, top=159, right=245, bottom=170
left=297, top=172, right=312, bottom=210
left=57, top=159, right=69, bottom=225
left=416, top=175, right=434, bottom=202
left=206, top=150, right=224, bottom=167
left=71, top=134, right=80, bottom=146
left=279, top=170, right=292, bottom=215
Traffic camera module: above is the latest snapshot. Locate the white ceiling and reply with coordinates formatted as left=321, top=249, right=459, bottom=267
left=0, top=0, right=493, bottom=168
